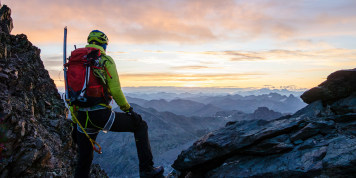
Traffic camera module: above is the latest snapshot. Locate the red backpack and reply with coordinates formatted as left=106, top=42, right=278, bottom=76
left=65, top=47, right=111, bottom=107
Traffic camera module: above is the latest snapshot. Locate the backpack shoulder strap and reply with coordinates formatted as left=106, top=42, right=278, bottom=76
left=101, top=55, right=114, bottom=65
left=99, top=55, right=113, bottom=79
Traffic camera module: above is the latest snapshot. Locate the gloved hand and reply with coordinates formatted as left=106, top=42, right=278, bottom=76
left=128, top=107, right=143, bottom=127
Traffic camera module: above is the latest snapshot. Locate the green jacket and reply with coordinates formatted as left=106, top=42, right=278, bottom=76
left=86, top=44, right=131, bottom=112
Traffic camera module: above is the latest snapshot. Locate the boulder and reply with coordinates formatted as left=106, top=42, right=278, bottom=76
left=301, top=68, right=356, bottom=104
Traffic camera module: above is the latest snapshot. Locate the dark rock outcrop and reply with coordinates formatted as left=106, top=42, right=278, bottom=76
left=171, top=68, right=356, bottom=177
left=0, top=5, right=13, bottom=34
left=0, top=5, right=107, bottom=177
left=301, top=68, right=356, bottom=104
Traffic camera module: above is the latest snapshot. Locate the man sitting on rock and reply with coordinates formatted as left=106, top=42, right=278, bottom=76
left=71, top=30, right=164, bottom=178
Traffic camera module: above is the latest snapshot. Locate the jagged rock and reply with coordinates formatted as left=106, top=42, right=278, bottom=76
left=252, top=107, right=283, bottom=120
left=90, top=164, right=109, bottom=178
left=301, top=68, right=356, bottom=104
left=0, top=5, right=13, bottom=34
left=172, top=68, right=356, bottom=177
left=0, top=4, right=107, bottom=177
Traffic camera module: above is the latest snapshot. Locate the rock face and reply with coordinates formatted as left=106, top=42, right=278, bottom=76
left=0, top=5, right=106, bottom=177
left=171, top=68, right=356, bottom=177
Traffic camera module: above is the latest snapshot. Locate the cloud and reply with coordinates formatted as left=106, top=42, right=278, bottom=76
left=223, top=51, right=265, bottom=61
left=190, top=48, right=356, bottom=62
left=121, top=72, right=264, bottom=82
left=117, top=72, right=269, bottom=87
left=7, top=0, right=356, bottom=44
left=143, top=50, right=167, bottom=53
left=42, top=55, right=62, bottom=60
left=107, top=51, right=128, bottom=54
left=282, top=39, right=335, bottom=50
left=176, top=50, right=266, bottom=61
left=171, top=65, right=217, bottom=70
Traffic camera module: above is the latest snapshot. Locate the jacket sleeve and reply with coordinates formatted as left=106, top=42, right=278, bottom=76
left=104, top=55, right=131, bottom=112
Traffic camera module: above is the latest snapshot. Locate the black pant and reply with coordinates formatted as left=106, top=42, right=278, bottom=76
left=74, top=109, right=154, bottom=178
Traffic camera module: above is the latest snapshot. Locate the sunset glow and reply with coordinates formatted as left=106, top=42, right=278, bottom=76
left=4, top=0, right=356, bottom=90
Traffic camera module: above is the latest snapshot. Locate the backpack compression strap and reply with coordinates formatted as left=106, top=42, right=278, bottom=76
left=77, top=65, right=90, bottom=102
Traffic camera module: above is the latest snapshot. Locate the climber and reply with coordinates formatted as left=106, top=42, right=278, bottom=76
left=70, top=30, right=164, bottom=178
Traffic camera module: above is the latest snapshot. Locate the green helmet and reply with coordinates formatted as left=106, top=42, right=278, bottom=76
left=87, top=30, right=109, bottom=45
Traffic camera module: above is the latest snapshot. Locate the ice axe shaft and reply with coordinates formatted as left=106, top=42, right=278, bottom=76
left=63, top=26, right=69, bottom=100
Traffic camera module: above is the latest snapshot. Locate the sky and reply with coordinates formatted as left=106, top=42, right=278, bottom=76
left=2, top=0, right=356, bottom=90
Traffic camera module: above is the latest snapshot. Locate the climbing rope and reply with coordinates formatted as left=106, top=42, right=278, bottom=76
left=68, top=106, right=102, bottom=154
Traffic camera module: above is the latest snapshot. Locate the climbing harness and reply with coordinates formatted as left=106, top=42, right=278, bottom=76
left=69, top=106, right=102, bottom=154
left=103, top=111, right=115, bottom=133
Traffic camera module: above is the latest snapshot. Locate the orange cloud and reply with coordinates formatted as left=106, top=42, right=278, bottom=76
left=4, top=0, right=304, bottom=44
left=116, top=72, right=265, bottom=87
left=188, top=48, right=356, bottom=62
left=5, top=0, right=356, bottom=45
left=171, top=65, right=220, bottom=70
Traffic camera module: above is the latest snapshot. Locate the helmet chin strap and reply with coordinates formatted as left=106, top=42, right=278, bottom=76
left=101, top=43, right=107, bottom=51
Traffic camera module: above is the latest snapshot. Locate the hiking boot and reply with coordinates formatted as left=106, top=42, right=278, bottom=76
left=139, top=166, right=164, bottom=178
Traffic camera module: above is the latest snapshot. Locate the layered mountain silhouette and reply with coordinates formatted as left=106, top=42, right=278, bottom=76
left=142, top=99, right=222, bottom=117
left=125, top=93, right=305, bottom=117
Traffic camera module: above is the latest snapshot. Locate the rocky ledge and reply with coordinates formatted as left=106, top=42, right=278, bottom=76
left=171, top=68, right=356, bottom=177
left=0, top=5, right=107, bottom=177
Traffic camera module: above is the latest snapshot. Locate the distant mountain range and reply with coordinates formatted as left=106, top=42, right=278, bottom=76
left=122, top=86, right=306, bottom=100
left=141, top=99, right=222, bottom=117
left=57, top=86, right=306, bottom=98
left=124, top=92, right=306, bottom=117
